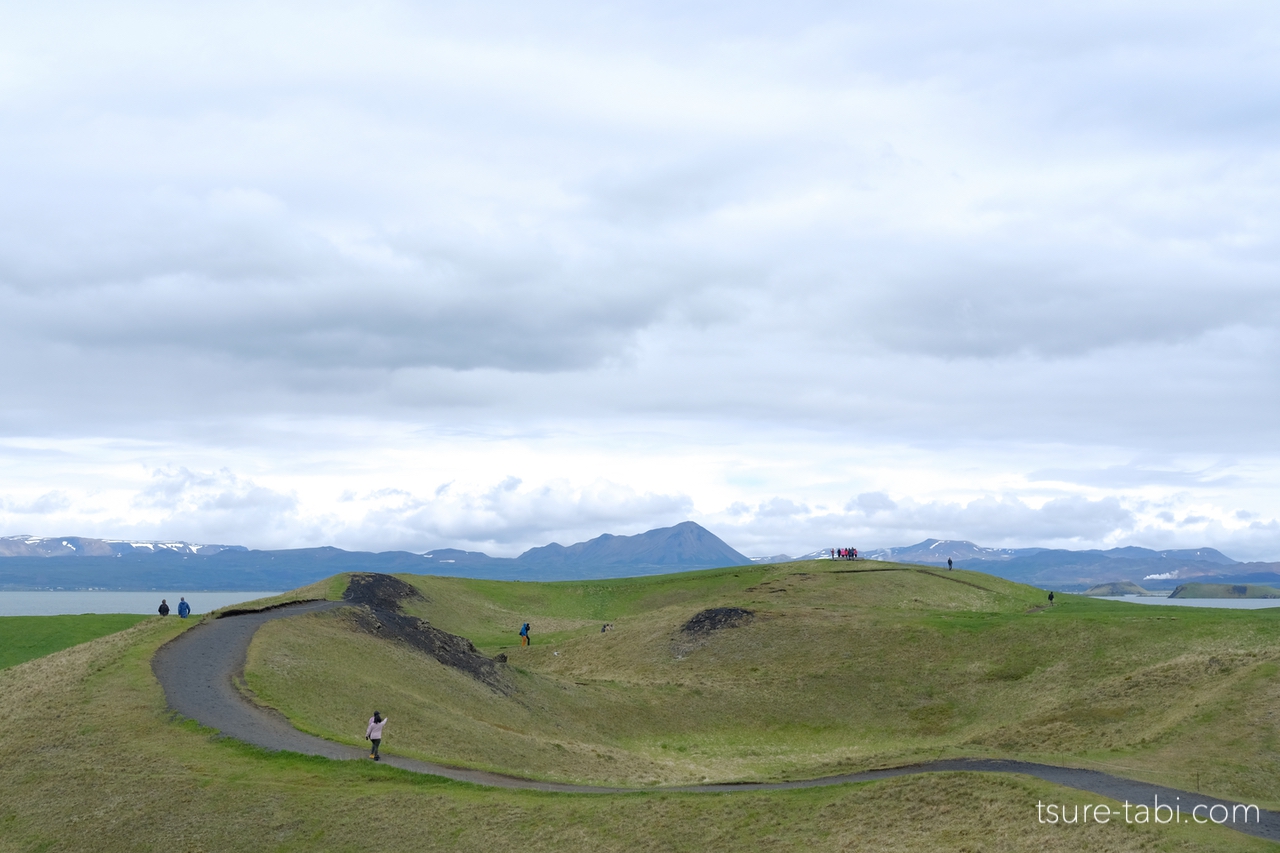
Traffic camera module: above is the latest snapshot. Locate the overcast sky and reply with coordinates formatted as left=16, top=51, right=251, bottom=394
left=3, top=1, right=1280, bottom=560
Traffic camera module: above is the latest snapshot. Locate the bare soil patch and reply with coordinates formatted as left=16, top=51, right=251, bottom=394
left=342, top=572, right=511, bottom=694
left=343, top=572, right=426, bottom=612
left=346, top=606, right=512, bottom=694
left=681, top=607, right=755, bottom=636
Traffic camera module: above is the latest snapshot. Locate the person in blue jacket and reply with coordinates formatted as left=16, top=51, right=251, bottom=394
left=519, top=622, right=530, bottom=646
left=177, top=597, right=191, bottom=618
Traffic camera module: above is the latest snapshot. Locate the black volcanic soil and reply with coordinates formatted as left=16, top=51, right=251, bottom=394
left=343, top=572, right=427, bottom=612
left=343, top=572, right=511, bottom=694
left=681, top=607, right=755, bottom=636
left=347, top=606, right=512, bottom=694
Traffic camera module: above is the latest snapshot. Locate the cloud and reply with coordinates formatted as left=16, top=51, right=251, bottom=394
left=336, top=477, right=694, bottom=554
left=711, top=492, right=1137, bottom=556
left=851, top=492, right=898, bottom=514
left=127, top=468, right=301, bottom=546
left=0, top=491, right=71, bottom=514
left=1, top=2, right=1280, bottom=558
left=1028, top=463, right=1243, bottom=490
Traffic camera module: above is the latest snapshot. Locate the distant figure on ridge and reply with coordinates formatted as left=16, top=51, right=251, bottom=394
left=177, top=597, right=191, bottom=618
left=158, top=599, right=170, bottom=616
left=947, top=558, right=952, bottom=570
left=365, top=711, right=388, bottom=761
left=519, top=622, right=531, bottom=646
left=1048, top=591, right=1055, bottom=604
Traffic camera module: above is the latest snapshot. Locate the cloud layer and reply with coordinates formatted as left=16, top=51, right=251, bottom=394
left=2, top=1, right=1280, bottom=558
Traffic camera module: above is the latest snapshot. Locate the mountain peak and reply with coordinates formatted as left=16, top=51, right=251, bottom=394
left=515, top=521, right=748, bottom=570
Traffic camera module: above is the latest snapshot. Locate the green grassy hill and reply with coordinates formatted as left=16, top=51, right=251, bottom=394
left=244, top=561, right=1280, bottom=805
left=0, top=564, right=1275, bottom=852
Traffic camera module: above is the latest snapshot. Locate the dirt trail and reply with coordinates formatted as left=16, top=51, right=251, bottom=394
left=152, top=601, right=1280, bottom=841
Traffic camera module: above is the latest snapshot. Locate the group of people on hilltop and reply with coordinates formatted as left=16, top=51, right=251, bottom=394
left=830, top=548, right=859, bottom=560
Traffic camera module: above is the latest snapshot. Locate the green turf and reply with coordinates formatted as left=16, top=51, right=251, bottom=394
left=0, top=613, right=150, bottom=670
left=0, top=609, right=1265, bottom=853
left=243, top=562, right=1280, bottom=808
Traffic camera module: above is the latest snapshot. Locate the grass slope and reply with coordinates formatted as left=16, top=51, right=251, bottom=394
left=0, top=614, right=148, bottom=670
left=0, top=610, right=1264, bottom=853
left=243, top=562, right=1280, bottom=809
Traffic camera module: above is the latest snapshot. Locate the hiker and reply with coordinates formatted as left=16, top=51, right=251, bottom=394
left=947, top=558, right=952, bottom=570
left=158, top=599, right=170, bottom=616
left=519, top=622, right=530, bottom=646
left=1048, top=591, right=1055, bottom=604
left=366, top=711, right=388, bottom=761
left=177, top=597, right=191, bottom=618
left=852, top=548, right=858, bottom=560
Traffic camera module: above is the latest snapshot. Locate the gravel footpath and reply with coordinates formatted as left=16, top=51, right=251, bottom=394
left=151, top=600, right=1280, bottom=841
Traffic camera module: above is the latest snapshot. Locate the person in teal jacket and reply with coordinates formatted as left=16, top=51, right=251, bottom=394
left=177, top=597, right=191, bottom=618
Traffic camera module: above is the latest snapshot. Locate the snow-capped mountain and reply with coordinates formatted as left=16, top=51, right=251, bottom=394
left=861, top=539, right=1045, bottom=564
left=0, top=536, right=243, bottom=558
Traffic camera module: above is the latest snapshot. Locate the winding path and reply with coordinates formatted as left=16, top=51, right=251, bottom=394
left=152, top=600, right=1280, bottom=842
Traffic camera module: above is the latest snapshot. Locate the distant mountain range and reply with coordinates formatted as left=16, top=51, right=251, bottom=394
left=860, top=538, right=1279, bottom=591
left=862, top=539, right=1047, bottom=563
left=0, top=535, right=244, bottom=558
left=3, top=528, right=1277, bottom=593
left=0, top=523, right=750, bottom=590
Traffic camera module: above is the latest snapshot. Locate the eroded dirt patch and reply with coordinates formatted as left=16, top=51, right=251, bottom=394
left=343, top=572, right=426, bottom=612
left=341, top=572, right=510, bottom=694
left=681, top=607, right=755, bottom=637
left=346, top=607, right=512, bottom=695
left=673, top=607, right=757, bottom=658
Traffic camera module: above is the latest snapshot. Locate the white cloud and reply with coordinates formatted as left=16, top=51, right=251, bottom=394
left=1, top=2, right=1280, bottom=559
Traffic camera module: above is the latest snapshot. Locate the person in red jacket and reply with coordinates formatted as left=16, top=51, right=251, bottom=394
left=365, top=711, right=388, bottom=761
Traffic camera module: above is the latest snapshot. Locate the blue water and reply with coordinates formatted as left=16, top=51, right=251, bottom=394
left=0, top=591, right=284, bottom=617
left=1096, top=595, right=1280, bottom=609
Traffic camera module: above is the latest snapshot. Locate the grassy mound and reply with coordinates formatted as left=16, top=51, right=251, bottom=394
left=244, top=562, right=1280, bottom=804
left=0, top=566, right=1269, bottom=851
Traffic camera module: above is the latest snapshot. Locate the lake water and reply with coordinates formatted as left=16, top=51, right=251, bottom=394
left=1095, top=595, right=1280, bottom=610
left=0, top=591, right=284, bottom=617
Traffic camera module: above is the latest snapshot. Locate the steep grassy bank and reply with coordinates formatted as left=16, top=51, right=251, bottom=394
left=0, top=613, right=1264, bottom=852
left=243, top=562, right=1280, bottom=806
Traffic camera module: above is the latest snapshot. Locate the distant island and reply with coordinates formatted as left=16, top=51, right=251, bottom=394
left=1168, top=582, right=1280, bottom=599
left=1082, top=581, right=1151, bottom=596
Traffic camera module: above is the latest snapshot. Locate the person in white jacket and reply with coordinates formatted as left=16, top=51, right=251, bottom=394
left=365, top=711, right=388, bottom=761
